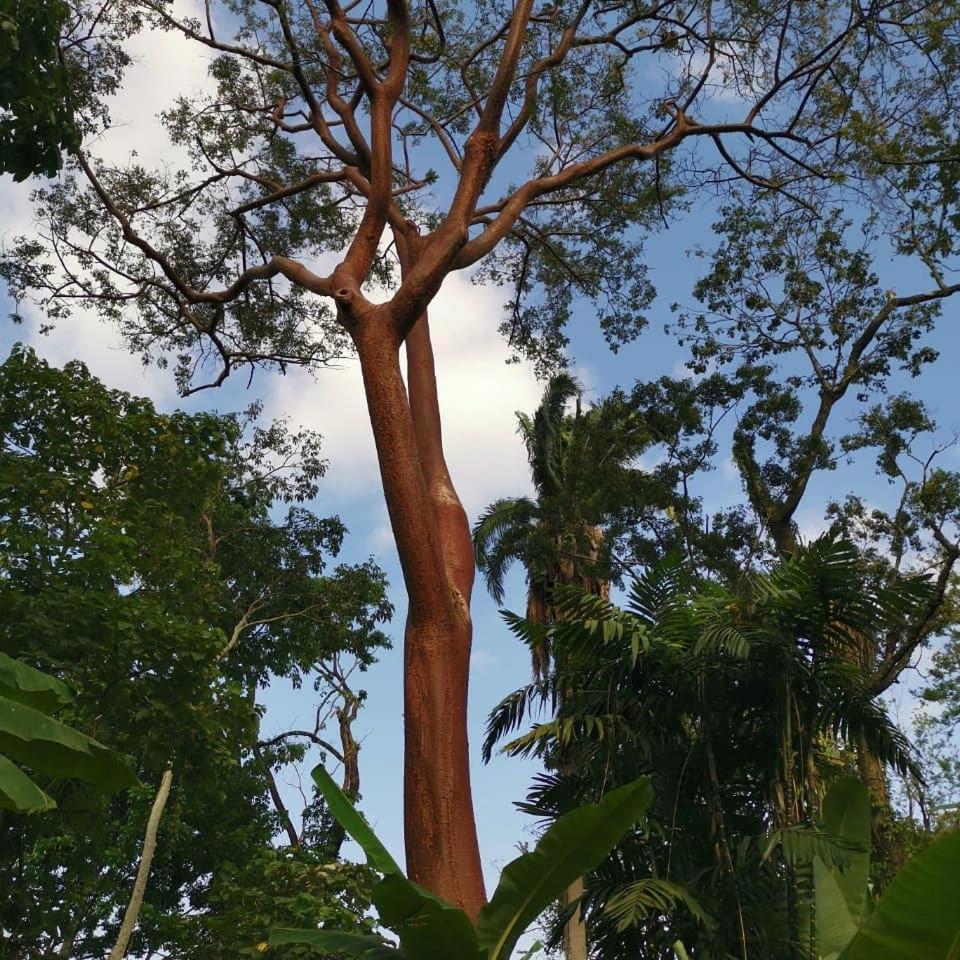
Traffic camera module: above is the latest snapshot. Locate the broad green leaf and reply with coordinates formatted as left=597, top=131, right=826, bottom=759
left=476, top=777, right=654, bottom=960
left=814, top=856, right=857, bottom=959
left=311, top=763, right=402, bottom=875
left=269, top=927, right=403, bottom=959
left=0, top=652, right=74, bottom=713
left=310, top=763, right=482, bottom=960
left=840, top=831, right=960, bottom=960
left=0, top=752, right=55, bottom=812
left=371, top=873, right=483, bottom=960
left=821, top=777, right=870, bottom=923
left=673, top=941, right=692, bottom=960
left=0, top=695, right=138, bottom=790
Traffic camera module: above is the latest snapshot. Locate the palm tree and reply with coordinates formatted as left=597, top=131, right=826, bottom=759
left=473, top=374, right=656, bottom=960
left=486, top=536, right=929, bottom=959
left=474, top=374, right=654, bottom=674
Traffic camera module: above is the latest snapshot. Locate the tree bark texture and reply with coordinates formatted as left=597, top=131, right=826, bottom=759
left=354, top=316, right=485, bottom=919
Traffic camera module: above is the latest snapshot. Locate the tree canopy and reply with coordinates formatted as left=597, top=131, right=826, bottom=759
left=0, top=345, right=392, bottom=958
left=0, top=0, right=81, bottom=180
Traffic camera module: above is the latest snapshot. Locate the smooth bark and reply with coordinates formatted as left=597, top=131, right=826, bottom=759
left=107, top=766, right=173, bottom=960
left=354, top=318, right=485, bottom=918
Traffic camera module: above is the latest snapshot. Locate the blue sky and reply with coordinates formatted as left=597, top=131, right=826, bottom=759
left=2, top=0, right=959, bottom=918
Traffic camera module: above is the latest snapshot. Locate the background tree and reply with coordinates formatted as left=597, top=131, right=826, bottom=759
left=6, top=0, right=960, bottom=915
left=621, top=197, right=960, bottom=864
left=0, top=345, right=392, bottom=959
left=474, top=374, right=662, bottom=671
left=487, top=537, right=929, bottom=959
left=0, top=0, right=81, bottom=180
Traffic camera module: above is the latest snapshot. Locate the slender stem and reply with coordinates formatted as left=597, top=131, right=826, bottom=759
left=107, top=767, right=174, bottom=960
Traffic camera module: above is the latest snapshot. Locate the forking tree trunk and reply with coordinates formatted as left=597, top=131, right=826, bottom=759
left=353, top=295, right=486, bottom=919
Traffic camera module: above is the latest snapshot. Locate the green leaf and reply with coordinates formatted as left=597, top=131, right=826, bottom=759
left=0, top=752, right=55, bottom=812
left=310, top=763, right=482, bottom=960
left=0, top=652, right=74, bottom=713
left=839, top=831, right=960, bottom=960
left=603, top=877, right=713, bottom=933
left=371, top=874, right=483, bottom=960
left=311, top=764, right=401, bottom=875
left=0, top=695, right=138, bottom=790
left=268, top=928, right=403, bottom=959
left=814, top=856, right=858, bottom=959
left=476, top=777, right=654, bottom=960
left=821, top=777, right=871, bottom=923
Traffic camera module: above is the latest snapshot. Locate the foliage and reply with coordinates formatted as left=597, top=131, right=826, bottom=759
left=812, top=779, right=960, bottom=960
left=0, top=345, right=391, bottom=958
left=474, top=374, right=674, bottom=684
left=7, top=1, right=960, bottom=382
left=0, top=0, right=81, bottom=180
left=271, top=765, right=653, bottom=960
left=6, top=0, right=960, bottom=950
left=661, top=196, right=960, bottom=663
left=0, top=652, right=137, bottom=813
left=486, top=537, right=932, bottom=958
left=193, top=847, right=378, bottom=959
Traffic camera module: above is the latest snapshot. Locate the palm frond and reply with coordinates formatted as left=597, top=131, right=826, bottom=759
left=525, top=374, right=582, bottom=496
left=482, top=677, right=554, bottom=762
left=602, top=878, right=715, bottom=933
left=762, top=824, right=866, bottom=869
left=627, top=554, right=694, bottom=625
left=472, top=496, right=539, bottom=604
left=501, top=711, right=633, bottom=758
left=817, top=685, right=922, bottom=782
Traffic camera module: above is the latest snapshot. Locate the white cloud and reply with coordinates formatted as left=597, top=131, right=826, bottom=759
left=470, top=645, right=498, bottom=673
left=23, top=318, right=177, bottom=401
left=1, top=1, right=214, bottom=401
left=93, top=0, right=214, bottom=167
left=266, top=271, right=542, bottom=521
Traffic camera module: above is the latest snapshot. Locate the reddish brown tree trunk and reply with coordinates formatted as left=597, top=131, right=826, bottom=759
left=354, top=315, right=486, bottom=919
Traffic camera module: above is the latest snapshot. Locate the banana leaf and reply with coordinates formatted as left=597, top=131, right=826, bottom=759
left=476, top=777, right=653, bottom=960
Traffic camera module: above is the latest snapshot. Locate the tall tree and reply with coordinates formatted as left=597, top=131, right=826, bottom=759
left=474, top=373, right=657, bottom=960
left=651, top=197, right=960, bottom=861
left=0, top=345, right=392, bottom=958
left=474, top=374, right=658, bottom=669
left=6, top=0, right=960, bottom=913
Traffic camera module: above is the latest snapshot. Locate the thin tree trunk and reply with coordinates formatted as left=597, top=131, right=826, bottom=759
left=857, top=741, right=902, bottom=875
left=107, top=766, right=173, bottom=960
left=562, top=876, right=588, bottom=960
left=354, top=319, right=485, bottom=919
left=557, top=527, right=611, bottom=960
left=559, top=757, right=588, bottom=960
